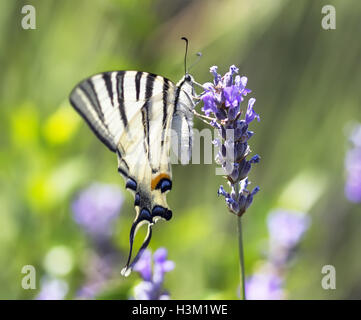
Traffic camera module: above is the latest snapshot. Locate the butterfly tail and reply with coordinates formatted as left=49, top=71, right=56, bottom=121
left=121, top=220, right=153, bottom=277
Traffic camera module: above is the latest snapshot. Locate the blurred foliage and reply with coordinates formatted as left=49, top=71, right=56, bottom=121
left=0, top=0, right=360, bottom=299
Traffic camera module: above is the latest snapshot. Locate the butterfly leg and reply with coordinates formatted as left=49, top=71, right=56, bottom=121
left=192, top=109, right=216, bottom=126
left=192, top=80, right=208, bottom=91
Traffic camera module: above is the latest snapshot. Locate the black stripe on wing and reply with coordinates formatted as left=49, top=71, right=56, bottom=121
left=135, top=71, right=142, bottom=101
left=82, top=80, right=105, bottom=122
left=69, top=83, right=117, bottom=152
left=174, top=79, right=185, bottom=113
left=141, top=73, right=156, bottom=161
left=160, top=78, right=171, bottom=150
left=116, top=71, right=129, bottom=130
left=102, top=72, right=114, bottom=107
left=116, top=148, right=130, bottom=175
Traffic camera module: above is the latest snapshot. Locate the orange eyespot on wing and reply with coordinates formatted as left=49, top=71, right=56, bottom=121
left=151, top=173, right=171, bottom=191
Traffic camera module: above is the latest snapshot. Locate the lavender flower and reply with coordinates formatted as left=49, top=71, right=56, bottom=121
left=133, top=249, right=152, bottom=282
left=246, top=266, right=285, bottom=300
left=345, top=124, right=361, bottom=203
left=72, top=183, right=123, bottom=299
left=77, top=251, right=119, bottom=299
left=36, top=277, right=69, bottom=300
left=267, top=210, right=310, bottom=265
left=201, top=65, right=260, bottom=216
left=132, top=248, right=174, bottom=300
left=72, top=182, right=124, bottom=237
left=245, top=209, right=311, bottom=299
left=268, top=210, right=310, bottom=250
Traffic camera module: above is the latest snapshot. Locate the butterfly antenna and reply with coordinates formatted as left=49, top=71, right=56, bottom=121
left=189, top=52, right=202, bottom=72
left=181, top=37, right=189, bottom=74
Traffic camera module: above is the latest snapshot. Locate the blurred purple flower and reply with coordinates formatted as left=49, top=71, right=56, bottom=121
left=267, top=210, right=310, bottom=250
left=72, top=182, right=124, bottom=237
left=349, top=123, right=361, bottom=147
left=201, top=65, right=260, bottom=216
left=133, top=249, right=152, bottom=282
left=246, top=268, right=284, bottom=300
left=132, top=248, right=174, bottom=300
left=133, top=282, right=170, bottom=300
left=77, top=251, right=119, bottom=299
left=345, top=124, right=361, bottom=203
left=36, top=277, right=68, bottom=300
left=245, top=209, right=311, bottom=299
left=153, top=248, right=175, bottom=284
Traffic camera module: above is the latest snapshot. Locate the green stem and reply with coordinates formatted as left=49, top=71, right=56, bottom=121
left=237, top=216, right=246, bottom=300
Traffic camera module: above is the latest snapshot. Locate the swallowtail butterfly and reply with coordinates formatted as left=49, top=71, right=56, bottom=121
left=69, top=41, right=199, bottom=276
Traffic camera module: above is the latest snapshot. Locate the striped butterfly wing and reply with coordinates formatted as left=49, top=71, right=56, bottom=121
left=70, top=71, right=181, bottom=275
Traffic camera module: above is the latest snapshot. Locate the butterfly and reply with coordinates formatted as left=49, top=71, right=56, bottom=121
left=69, top=45, right=202, bottom=276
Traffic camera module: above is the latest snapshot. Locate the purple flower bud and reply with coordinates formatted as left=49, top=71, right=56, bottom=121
left=227, top=106, right=238, bottom=121
left=236, top=159, right=251, bottom=182
left=234, top=142, right=247, bottom=161
left=201, top=91, right=217, bottom=116
left=250, top=154, right=261, bottom=163
left=235, top=75, right=247, bottom=90
left=223, top=65, right=238, bottom=87
left=215, top=108, right=227, bottom=120
left=223, top=86, right=241, bottom=109
left=218, top=185, right=229, bottom=198
left=229, top=163, right=240, bottom=182
left=245, top=186, right=260, bottom=210
left=247, top=131, right=254, bottom=140
left=210, top=66, right=221, bottom=85
left=229, top=65, right=239, bottom=74
left=245, top=98, right=260, bottom=124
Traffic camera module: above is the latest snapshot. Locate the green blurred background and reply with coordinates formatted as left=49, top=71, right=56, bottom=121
left=0, top=0, right=360, bottom=299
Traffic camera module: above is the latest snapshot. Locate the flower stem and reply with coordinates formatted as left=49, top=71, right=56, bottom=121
left=237, top=216, right=246, bottom=300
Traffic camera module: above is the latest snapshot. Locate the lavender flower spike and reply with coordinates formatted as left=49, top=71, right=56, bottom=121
left=201, top=65, right=260, bottom=216
left=267, top=209, right=310, bottom=265
left=246, top=267, right=285, bottom=300
left=132, top=248, right=174, bottom=300
left=267, top=210, right=310, bottom=249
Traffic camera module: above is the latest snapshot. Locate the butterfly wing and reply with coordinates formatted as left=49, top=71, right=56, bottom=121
left=70, top=71, right=178, bottom=274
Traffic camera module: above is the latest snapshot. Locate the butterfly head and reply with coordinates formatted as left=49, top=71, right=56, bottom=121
left=177, top=73, right=196, bottom=105
left=184, top=73, right=193, bottom=83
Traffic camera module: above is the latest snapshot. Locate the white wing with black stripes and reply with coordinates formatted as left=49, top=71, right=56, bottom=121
left=69, top=70, right=195, bottom=275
